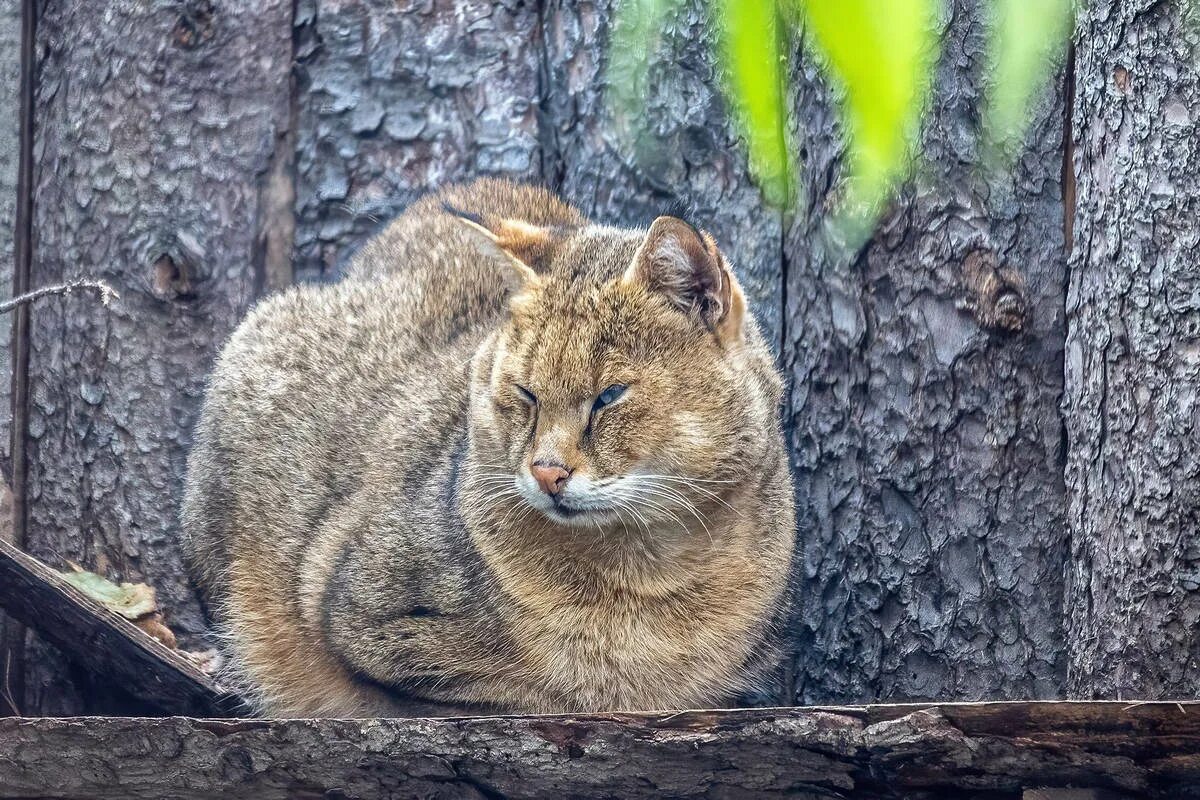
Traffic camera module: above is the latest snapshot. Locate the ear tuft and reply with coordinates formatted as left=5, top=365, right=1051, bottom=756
left=444, top=202, right=569, bottom=289
left=623, top=216, right=743, bottom=339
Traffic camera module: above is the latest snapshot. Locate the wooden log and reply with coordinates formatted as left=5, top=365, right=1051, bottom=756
left=0, top=702, right=1197, bottom=799
left=0, top=538, right=233, bottom=716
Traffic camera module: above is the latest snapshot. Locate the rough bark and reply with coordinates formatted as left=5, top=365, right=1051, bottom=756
left=1065, top=0, right=1200, bottom=698
left=541, top=0, right=784, bottom=350
left=0, top=0, right=16, bottom=457
left=784, top=4, right=1070, bottom=703
left=21, top=0, right=292, bottom=714
left=0, top=538, right=232, bottom=716
left=293, top=0, right=543, bottom=282
left=0, top=702, right=1196, bottom=799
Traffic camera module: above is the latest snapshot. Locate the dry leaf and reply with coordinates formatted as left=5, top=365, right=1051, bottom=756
left=135, top=615, right=178, bottom=649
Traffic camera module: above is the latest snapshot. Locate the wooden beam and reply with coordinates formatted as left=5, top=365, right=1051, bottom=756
left=0, top=702, right=1198, bottom=799
left=0, top=538, right=234, bottom=716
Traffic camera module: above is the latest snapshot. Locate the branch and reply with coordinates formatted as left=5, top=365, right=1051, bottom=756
left=0, top=278, right=119, bottom=315
left=0, top=539, right=237, bottom=716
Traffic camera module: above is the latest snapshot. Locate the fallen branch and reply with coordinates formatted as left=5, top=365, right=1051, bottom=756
left=0, top=278, right=118, bottom=314
left=0, top=538, right=236, bottom=716
left=0, top=701, right=1197, bottom=798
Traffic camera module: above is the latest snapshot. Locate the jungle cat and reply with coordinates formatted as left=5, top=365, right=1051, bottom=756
left=181, top=179, right=795, bottom=716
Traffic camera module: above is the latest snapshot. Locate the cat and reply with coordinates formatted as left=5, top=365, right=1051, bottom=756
left=181, top=178, right=796, bottom=716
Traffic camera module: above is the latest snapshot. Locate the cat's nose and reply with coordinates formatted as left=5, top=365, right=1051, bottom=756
left=530, top=462, right=572, bottom=496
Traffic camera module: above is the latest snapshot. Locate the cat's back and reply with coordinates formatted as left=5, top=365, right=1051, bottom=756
left=344, top=179, right=585, bottom=336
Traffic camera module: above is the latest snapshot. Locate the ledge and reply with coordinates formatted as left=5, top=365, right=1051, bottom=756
left=1, top=701, right=1198, bottom=799
left=0, top=538, right=233, bottom=715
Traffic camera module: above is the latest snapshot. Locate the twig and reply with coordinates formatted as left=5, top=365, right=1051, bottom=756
left=1, top=649, right=19, bottom=716
left=0, top=279, right=119, bottom=315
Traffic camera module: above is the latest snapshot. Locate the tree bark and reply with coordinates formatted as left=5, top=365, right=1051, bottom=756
left=1065, top=0, right=1200, bottom=699
left=20, top=0, right=293, bottom=714
left=0, top=0, right=16, bottom=455
left=784, top=3, right=1070, bottom=703
left=0, top=702, right=1195, bottom=799
left=293, top=0, right=544, bottom=282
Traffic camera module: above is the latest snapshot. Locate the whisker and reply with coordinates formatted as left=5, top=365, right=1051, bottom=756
left=635, top=474, right=738, bottom=485
left=627, top=485, right=714, bottom=545
left=647, top=477, right=744, bottom=519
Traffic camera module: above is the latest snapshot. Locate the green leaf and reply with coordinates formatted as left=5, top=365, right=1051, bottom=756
left=607, top=0, right=687, bottom=134
left=796, top=0, right=939, bottom=235
left=984, top=0, right=1073, bottom=153
left=61, top=569, right=159, bottom=620
left=716, top=0, right=795, bottom=208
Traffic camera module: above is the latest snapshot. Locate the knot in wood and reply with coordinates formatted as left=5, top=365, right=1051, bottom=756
left=960, top=250, right=1027, bottom=334
left=151, top=254, right=193, bottom=301
left=172, top=1, right=216, bottom=49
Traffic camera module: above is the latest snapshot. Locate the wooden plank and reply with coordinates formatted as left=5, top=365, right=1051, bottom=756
left=0, top=538, right=233, bottom=716
left=1, top=702, right=1198, bottom=799
left=21, top=0, right=293, bottom=713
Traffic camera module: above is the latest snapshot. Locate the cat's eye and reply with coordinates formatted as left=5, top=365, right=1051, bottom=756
left=515, top=385, right=538, bottom=406
left=592, top=384, right=627, bottom=414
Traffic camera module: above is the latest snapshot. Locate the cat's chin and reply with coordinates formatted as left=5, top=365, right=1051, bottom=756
left=537, top=502, right=622, bottom=529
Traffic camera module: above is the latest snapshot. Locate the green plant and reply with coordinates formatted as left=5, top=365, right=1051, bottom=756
left=609, top=0, right=1074, bottom=239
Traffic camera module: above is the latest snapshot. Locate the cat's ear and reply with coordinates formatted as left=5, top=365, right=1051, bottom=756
left=443, top=202, right=547, bottom=288
left=623, top=216, right=745, bottom=341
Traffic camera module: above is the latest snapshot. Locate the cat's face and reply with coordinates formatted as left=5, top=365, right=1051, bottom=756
left=467, top=216, right=781, bottom=534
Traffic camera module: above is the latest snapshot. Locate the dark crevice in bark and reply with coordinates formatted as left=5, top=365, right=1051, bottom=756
left=10, top=0, right=33, bottom=554
left=534, top=0, right=563, bottom=191
left=1057, top=42, right=1077, bottom=687
left=779, top=211, right=789, bottom=359
left=252, top=0, right=300, bottom=296
left=1061, top=42, right=1077, bottom=253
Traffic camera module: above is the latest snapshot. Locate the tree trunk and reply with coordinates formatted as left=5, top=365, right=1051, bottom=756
left=18, top=0, right=293, bottom=714
left=1065, top=0, right=1200, bottom=699
left=784, top=2, right=1070, bottom=703
left=293, top=0, right=544, bottom=282
left=0, top=0, right=16, bottom=451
